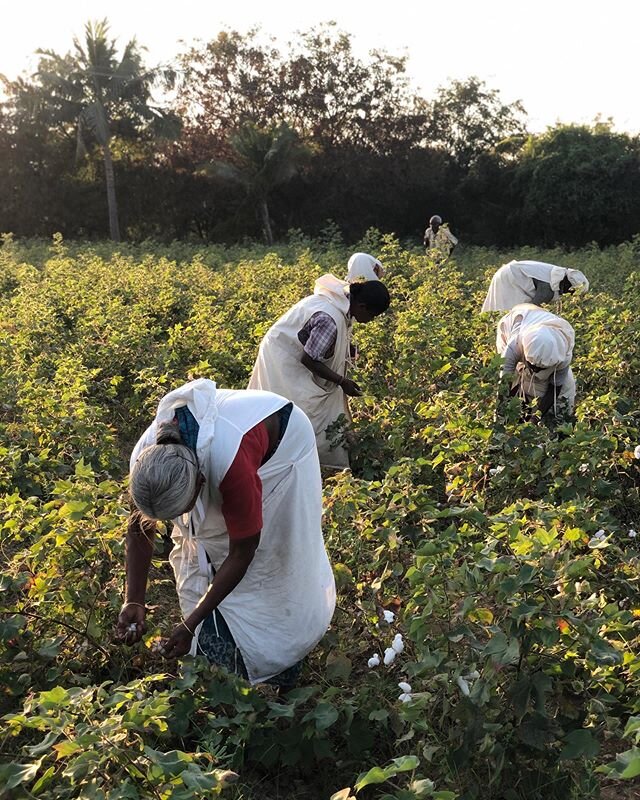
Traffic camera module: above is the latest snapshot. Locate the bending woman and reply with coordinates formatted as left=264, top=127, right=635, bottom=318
left=248, top=274, right=391, bottom=469
left=482, top=260, right=589, bottom=312
left=496, top=303, right=576, bottom=419
left=116, top=378, right=336, bottom=686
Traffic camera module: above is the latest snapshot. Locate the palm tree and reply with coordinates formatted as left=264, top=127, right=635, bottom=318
left=33, top=19, right=177, bottom=241
left=210, top=122, right=310, bottom=244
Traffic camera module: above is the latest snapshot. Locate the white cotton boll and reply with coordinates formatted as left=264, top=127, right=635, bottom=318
left=398, top=681, right=412, bottom=693
left=629, top=529, right=638, bottom=538
left=634, top=445, right=640, bottom=460
left=398, top=692, right=413, bottom=703
left=391, top=635, right=405, bottom=654
left=382, top=610, right=395, bottom=623
left=128, top=623, right=137, bottom=632
left=367, top=654, right=380, bottom=668
left=579, top=463, right=589, bottom=474
left=456, top=676, right=471, bottom=697
left=384, top=647, right=397, bottom=666
left=463, top=671, right=480, bottom=681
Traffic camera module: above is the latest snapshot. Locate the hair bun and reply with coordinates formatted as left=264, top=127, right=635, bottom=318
left=156, top=422, right=183, bottom=446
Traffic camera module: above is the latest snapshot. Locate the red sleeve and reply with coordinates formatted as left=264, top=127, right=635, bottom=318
left=219, top=422, right=269, bottom=539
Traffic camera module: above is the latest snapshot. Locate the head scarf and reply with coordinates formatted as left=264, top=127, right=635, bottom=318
left=566, top=268, right=589, bottom=293
left=346, top=252, right=384, bottom=282
left=522, top=325, right=572, bottom=368
left=429, top=215, right=442, bottom=225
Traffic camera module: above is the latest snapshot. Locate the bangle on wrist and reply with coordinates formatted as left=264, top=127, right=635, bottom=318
left=122, top=601, right=146, bottom=612
left=181, top=619, right=196, bottom=637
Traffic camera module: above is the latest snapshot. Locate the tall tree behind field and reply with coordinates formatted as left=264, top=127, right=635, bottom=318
left=425, top=76, right=527, bottom=171
left=5, top=19, right=179, bottom=241
left=511, top=123, right=640, bottom=247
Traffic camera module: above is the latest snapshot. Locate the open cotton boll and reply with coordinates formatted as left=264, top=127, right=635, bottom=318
left=456, top=676, right=471, bottom=697
left=368, top=654, right=381, bottom=668
left=382, top=610, right=395, bottom=623
left=398, top=681, right=412, bottom=694
left=398, top=692, right=413, bottom=704
left=634, top=445, right=640, bottom=460
left=629, top=529, right=638, bottom=538
left=384, top=647, right=397, bottom=666
left=463, top=671, right=480, bottom=681
left=391, top=635, right=404, bottom=654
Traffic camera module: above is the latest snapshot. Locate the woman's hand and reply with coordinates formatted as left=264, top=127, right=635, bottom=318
left=116, top=603, right=146, bottom=645
left=340, top=378, right=362, bottom=397
left=161, top=623, right=194, bottom=659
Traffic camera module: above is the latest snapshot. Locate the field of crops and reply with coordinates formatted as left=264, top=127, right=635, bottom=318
left=1, top=231, right=640, bottom=800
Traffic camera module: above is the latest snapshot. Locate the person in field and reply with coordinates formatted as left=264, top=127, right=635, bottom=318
left=496, top=304, right=576, bottom=419
left=482, top=260, right=589, bottom=312
left=346, top=252, right=384, bottom=282
left=423, top=215, right=458, bottom=259
left=248, top=275, right=391, bottom=469
left=116, top=378, right=335, bottom=688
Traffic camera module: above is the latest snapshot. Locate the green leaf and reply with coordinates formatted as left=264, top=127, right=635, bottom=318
left=58, top=500, right=91, bottom=520
left=0, top=760, right=42, bottom=789
left=53, top=741, right=83, bottom=759
left=326, top=652, right=352, bottom=681
left=313, top=701, right=340, bottom=731
left=26, top=731, right=59, bottom=756
left=559, top=729, right=600, bottom=760
left=389, top=755, right=420, bottom=773
left=355, top=766, right=388, bottom=791
left=38, top=687, right=70, bottom=709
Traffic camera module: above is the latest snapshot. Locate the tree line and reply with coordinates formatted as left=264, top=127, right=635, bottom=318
left=2, top=20, right=640, bottom=247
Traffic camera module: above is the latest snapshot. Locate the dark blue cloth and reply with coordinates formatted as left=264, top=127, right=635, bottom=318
left=175, top=405, right=199, bottom=452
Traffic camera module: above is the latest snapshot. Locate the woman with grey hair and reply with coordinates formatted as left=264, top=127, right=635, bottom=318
left=423, top=214, right=458, bottom=259
left=117, top=378, right=336, bottom=687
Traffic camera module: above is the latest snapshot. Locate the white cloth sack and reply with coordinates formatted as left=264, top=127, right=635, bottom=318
left=130, top=378, right=336, bottom=684
left=482, top=260, right=589, bottom=312
left=248, top=274, right=352, bottom=468
left=346, top=252, right=383, bottom=282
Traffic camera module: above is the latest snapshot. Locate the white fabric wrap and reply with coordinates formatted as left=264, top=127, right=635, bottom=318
left=346, top=252, right=383, bottom=282
left=482, top=260, right=589, bottom=312
left=130, top=379, right=336, bottom=684
left=248, top=274, right=351, bottom=468
left=496, top=304, right=576, bottom=407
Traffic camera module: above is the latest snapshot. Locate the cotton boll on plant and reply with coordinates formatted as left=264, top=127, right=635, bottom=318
left=457, top=676, right=471, bottom=697
left=391, top=634, right=404, bottom=653
left=398, top=681, right=412, bottom=693
left=382, top=609, right=395, bottom=623
left=629, top=529, right=638, bottom=538
left=634, top=445, right=640, bottom=460
left=367, top=653, right=380, bottom=668
left=384, top=647, right=396, bottom=666
left=398, top=692, right=413, bottom=703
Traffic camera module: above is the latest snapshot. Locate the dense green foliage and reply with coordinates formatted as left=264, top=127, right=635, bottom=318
left=1, top=234, right=640, bottom=799
left=4, top=22, right=640, bottom=247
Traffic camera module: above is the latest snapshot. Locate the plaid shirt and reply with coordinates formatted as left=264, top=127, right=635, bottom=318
left=297, top=312, right=338, bottom=360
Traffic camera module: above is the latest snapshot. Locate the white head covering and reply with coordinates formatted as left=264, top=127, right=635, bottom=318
left=346, top=252, right=384, bottom=282
left=429, top=215, right=442, bottom=225
left=566, top=268, right=589, bottom=293
left=522, top=325, right=571, bottom=368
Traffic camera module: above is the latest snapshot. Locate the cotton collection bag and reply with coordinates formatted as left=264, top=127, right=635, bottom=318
left=248, top=274, right=352, bottom=468
left=130, top=379, right=336, bottom=684
left=482, top=260, right=589, bottom=312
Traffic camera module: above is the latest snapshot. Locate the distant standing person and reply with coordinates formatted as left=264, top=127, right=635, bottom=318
left=482, top=260, right=589, bottom=312
left=424, top=215, right=458, bottom=260
left=496, top=303, right=575, bottom=420
left=248, top=274, right=391, bottom=469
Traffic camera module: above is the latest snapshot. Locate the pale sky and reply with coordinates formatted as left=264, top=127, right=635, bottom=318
left=2, top=0, right=636, bottom=133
